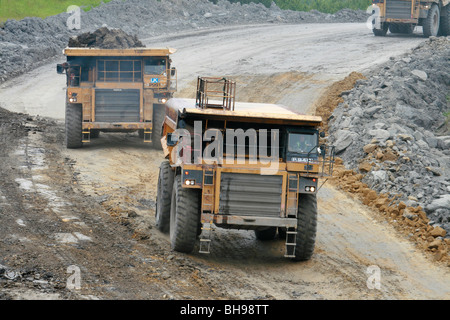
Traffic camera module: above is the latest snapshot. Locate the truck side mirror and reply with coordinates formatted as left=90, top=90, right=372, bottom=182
left=319, top=131, right=325, bottom=138
left=171, top=68, right=176, bottom=77
left=319, top=144, right=326, bottom=157
left=56, top=64, right=65, bottom=74
left=166, top=133, right=178, bottom=146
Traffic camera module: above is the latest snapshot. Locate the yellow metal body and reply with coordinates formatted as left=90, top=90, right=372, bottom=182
left=162, top=98, right=332, bottom=229
left=62, top=47, right=177, bottom=142
left=374, top=0, right=449, bottom=24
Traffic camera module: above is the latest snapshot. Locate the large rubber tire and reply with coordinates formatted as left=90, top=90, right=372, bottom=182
left=91, top=130, right=100, bottom=139
left=169, top=175, right=200, bottom=253
left=152, top=104, right=165, bottom=150
left=254, top=227, right=277, bottom=241
left=373, top=23, right=388, bottom=36
left=293, top=194, right=317, bottom=261
left=389, top=23, right=400, bottom=34
left=65, top=103, right=82, bottom=149
left=423, top=4, right=440, bottom=37
left=439, top=5, right=450, bottom=36
left=398, top=24, right=414, bottom=34
left=155, top=160, right=175, bottom=233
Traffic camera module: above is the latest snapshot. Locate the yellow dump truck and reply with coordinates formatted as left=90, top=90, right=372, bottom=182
left=371, top=0, right=450, bottom=36
left=155, top=77, right=335, bottom=261
left=57, top=47, right=177, bottom=148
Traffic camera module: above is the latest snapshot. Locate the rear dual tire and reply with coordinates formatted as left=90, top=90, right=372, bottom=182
left=253, top=194, right=318, bottom=261
left=373, top=23, right=388, bottom=36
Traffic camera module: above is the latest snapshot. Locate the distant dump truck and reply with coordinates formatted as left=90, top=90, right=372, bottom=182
left=371, top=0, right=450, bottom=36
left=57, top=47, right=177, bottom=148
left=155, top=77, right=335, bottom=261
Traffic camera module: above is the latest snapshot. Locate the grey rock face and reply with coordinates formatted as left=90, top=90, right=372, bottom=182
left=328, top=37, right=450, bottom=236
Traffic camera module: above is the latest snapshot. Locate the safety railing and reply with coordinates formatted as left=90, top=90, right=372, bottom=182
left=196, top=77, right=236, bottom=111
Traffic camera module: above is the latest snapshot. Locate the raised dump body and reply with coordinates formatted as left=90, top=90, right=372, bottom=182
left=155, top=77, right=335, bottom=261
left=57, top=47, right=177, bottom=148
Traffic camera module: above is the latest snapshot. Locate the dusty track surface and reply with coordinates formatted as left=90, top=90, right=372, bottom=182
left=1, top=24, right=449, bottom=300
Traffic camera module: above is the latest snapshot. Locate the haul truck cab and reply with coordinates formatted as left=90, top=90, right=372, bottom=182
left=57, top=47, right=177, bottom=149
left=155, top=77, right=335, bottom=261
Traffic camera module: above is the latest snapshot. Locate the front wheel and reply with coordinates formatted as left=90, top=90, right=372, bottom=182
left=423, top=4, right=440, bottom=37
left=155, top=160, right=174, bottom=233
left=293, top=194, right=317, bottom=261
left=169, top=175, right=200, bottom=253
left=65, top=103, right=82, bottom=149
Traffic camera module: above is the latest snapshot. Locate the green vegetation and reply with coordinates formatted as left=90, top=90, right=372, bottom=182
left=225, top=0, right=371, bottom=14
left=0, top=0, right=372, bottom=23
left=0, top=0, right=114, bottom=23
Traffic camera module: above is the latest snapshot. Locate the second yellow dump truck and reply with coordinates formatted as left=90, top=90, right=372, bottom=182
left=371, top=0, right=450, bottom=37
left=57, top=47, right=177, bottom=149
left=155, top=77, right=335, bottom=261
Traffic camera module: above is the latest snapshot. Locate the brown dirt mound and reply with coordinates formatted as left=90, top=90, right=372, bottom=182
left=68, top=27, right=145, bottom=49
left=314, top=71, right=365, bottom=132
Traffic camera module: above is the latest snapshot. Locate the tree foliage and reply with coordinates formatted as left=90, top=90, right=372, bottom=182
left=222, top=0, right=371, bottom=14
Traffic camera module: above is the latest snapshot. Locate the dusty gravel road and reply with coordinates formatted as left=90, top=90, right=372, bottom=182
left=1, top=23, right=449, bottom=300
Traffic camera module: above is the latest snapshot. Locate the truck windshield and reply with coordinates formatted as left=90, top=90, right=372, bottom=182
left=288, top=133, right=317, bottom=154
left=144, top=58, right=166, bottom=75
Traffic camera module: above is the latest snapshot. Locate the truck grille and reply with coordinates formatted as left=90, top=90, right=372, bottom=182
left=95, top=89, right=140, bottom=122
left=386, top=0, right=413, bottom=20
left=219, top=173, right=282, bottom=217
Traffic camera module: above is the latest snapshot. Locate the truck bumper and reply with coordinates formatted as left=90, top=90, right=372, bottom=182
left=201, top=213, right=297, bottom=228
left=82, top=122, right=152, bottom=130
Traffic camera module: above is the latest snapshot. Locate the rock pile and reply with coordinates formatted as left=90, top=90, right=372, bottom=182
left=328, top=36, right=450, bottom=236
left=0, top=0, right=369, bottom=83
left=67, top=27, right=145, bottom=49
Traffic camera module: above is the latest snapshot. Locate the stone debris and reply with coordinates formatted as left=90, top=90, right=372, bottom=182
left=327, top=37, right=450, bottom=237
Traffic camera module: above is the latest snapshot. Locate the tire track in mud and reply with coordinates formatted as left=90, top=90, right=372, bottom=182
left=0, top=123, right=195, bottom=299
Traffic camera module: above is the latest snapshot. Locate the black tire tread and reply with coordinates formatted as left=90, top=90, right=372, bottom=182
left=440, top=5, right=450, bottom=36
left=423, top=4, right=440, bottom=37
left=65, top=103, right=82, bottom=149
left=170, top=175, right=200, bottom=253
left=155, top=160, right=174, bottom=233
left=152, top=104, right=165, bottom=150
left=293, top=193, right=317, bottom=261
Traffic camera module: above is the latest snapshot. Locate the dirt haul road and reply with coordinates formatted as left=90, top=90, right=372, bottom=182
left=0, top=23, right=449, bottom=300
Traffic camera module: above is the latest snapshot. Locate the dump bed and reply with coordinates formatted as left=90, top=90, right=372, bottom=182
left=165, top=98, right=322, bottom=128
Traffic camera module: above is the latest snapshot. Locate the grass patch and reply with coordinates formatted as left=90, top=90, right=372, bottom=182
left=0, top=0, right=114, bottom=23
